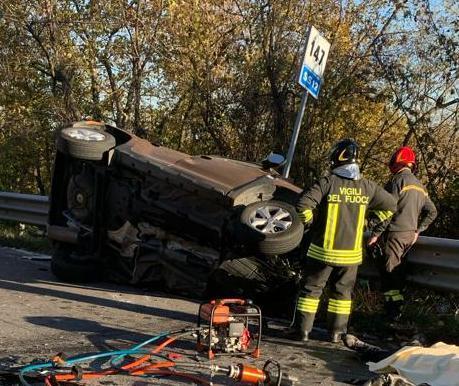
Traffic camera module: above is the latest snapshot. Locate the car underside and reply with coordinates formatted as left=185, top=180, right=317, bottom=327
left=47, top=121, right=305, bottom=316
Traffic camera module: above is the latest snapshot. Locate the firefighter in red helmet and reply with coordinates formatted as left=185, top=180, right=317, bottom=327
left=286, top=139, right=397, bottom=343
left=368, top=146, right=437, bottom=320
left=388, top=146, right=416, bottom=174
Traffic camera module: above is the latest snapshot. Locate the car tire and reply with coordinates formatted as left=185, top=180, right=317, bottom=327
left=51, top=244, right=100, bottom=283
left=57, top=126, right=116, bottom=161
left=238, top=200, right=304, bottom=256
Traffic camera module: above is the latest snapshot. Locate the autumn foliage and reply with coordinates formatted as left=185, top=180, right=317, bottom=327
left=0, top=0, right=457, bottom=236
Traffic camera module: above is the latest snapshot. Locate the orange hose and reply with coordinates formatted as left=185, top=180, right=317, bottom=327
left=128, top=361, right=176, bottom=376
left=52, top=365, right=210, bottom=385
left=52, top=335, right=184, bottom=383
left=121, top=336, right=177, bottom=370
left=152, top=336, right=177, bottom=353
left=55, top=369, right=118, bottom=381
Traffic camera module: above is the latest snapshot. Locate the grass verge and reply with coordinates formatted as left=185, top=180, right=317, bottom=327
left=0, top=220, right=52, bottom=253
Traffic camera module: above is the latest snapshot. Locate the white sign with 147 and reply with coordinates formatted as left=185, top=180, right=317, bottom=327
left=298, top=26, right=330, bottom=99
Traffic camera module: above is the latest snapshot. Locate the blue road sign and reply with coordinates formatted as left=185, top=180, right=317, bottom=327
left=299, top=64, right=322, bottom=99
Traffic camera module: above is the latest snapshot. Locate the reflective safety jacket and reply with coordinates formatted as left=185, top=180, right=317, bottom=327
left=383, top=168, right=437, bottom=234
left=297, top=174, right=397, bottom=266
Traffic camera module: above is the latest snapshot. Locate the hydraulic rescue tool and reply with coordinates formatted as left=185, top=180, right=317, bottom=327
left=197, top=298, right=262, bottom=359
left=208, top=359, right=297, bottom=385
left=18, top=327, right=298, bottom=385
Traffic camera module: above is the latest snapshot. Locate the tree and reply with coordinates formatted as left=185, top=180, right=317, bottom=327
left=0, top=0, right=456, bottom=235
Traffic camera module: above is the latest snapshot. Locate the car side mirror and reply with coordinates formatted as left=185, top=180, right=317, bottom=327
left=262, top=153, right=286, bottom=169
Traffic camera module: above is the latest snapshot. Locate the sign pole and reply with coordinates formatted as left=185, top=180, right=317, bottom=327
left=281, top=25, right=330, bottom=179
left=282, top=90, right=309, bottom=178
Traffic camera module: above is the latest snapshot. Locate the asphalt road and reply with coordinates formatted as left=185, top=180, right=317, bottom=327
left=0, top=247, right=373, bottom=385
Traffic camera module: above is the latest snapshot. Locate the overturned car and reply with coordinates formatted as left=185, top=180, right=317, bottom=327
left=48, top=121, right=305, bottom=305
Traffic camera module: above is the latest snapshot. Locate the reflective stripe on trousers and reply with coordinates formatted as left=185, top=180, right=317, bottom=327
left=296, top=296, right=319, bottom=313
left=297, top=297, right=352, bottom=315
left=327, top=298, right=352, bottom=315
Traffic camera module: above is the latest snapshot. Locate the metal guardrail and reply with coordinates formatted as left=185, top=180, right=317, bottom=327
left=0, top=192, right=49, bottom=226
left=406, top=237, right=459, bottom=292
left=0, top=192, right=458, bottom=292
left=360, top=236, right=459, bottom=293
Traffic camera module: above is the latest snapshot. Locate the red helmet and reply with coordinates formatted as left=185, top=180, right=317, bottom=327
left=389, top=146, right=416, bottom=173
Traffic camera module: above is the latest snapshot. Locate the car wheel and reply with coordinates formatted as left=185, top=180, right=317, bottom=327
left=57, top=126, right=116, bottom=161
left=51, top=244, right=100, bottom=283
left=238, top=200, right=304, bottom=256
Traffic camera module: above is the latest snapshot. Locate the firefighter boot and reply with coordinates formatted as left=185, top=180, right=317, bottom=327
left=283, top=312, right=314, bottom=342
left=327, top=313, right=349, bottom=343
left=331, top=331, right=345, bottom=343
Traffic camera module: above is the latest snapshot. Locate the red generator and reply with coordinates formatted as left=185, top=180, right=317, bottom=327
left=197, top=299, right=262, bottom=359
